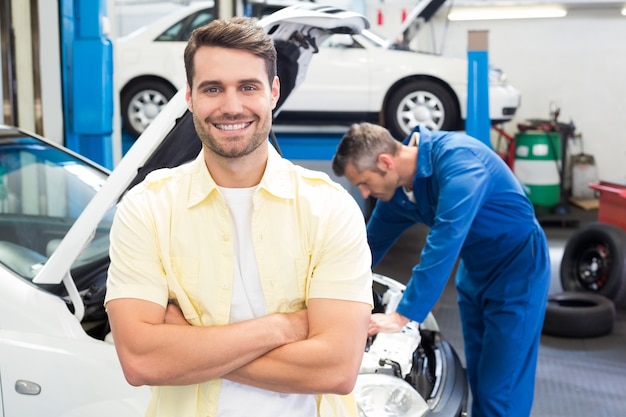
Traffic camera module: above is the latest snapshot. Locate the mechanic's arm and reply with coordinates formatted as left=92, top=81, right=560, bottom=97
left=224, top=297, right=371, bottom=394
left=397, top=147, right=491, bottom=323
left=106, top=298, right=308, bottom=387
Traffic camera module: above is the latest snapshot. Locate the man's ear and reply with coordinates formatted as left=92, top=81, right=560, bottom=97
left=377, top=154, right=394, bottom=172
left=271, top=76, right=280, bottom=110
left=185, top=84, right=193, bottom=112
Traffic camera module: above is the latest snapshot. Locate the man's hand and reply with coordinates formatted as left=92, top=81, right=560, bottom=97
left=368, top=312, right=410, bottom=336
left=224, top=299, right=370, bottom=394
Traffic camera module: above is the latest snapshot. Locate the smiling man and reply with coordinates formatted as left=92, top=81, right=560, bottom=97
left=105, top=17, right=373, bottom=417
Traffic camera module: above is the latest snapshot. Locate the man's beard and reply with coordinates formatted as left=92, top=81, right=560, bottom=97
left=193, top=112, right=270, bottom=158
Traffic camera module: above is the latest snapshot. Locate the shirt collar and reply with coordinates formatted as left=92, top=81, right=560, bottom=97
left=407, top=131, right=420, bottom=147
left=258, top=144, right=296, bottom=199
left=412, top=125, right=433, bottom=179
left=187, top=142, right=295, bottom=208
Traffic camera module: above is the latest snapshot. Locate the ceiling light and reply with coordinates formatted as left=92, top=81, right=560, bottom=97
left=448, top=5, right=567, bottom=21
left=622, top=7, right=626, bottom=16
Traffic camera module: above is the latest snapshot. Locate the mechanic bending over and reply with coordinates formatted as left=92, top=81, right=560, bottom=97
left=332, top=122, right=551, bottom=417
left=105, top=17, right=373, bottom=417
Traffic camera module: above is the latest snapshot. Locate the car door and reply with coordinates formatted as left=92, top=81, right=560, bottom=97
left=0, top=327, right=148, bottom=417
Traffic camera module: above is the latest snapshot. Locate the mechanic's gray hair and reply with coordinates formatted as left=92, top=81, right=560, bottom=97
left=332, top=123, right=401, bottom=176
left=184, top=17, right=277, bottom=89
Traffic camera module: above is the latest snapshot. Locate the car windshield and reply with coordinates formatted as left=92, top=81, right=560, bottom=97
left=155, top=8, right=215, bottom=42
left=0, top=132, right=112, bottom=284
left=322, top=30, right=416, bottom=52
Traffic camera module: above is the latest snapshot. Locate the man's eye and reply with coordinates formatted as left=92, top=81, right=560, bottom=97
left=200, top=86, right=220, bottom=94
left=242, top=85, right=256, bottom=91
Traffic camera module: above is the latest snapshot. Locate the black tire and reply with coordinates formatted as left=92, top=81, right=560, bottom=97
left=385, top=80, right=460, bottom=140
left=542, top=291, right=615, bottom=338
left=560, top=222, right=626, bottom=308
left=121, top=79, right=178, bottom=137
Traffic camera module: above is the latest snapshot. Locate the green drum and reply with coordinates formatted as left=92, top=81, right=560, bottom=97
left=513, top=131, right=561, bottom=210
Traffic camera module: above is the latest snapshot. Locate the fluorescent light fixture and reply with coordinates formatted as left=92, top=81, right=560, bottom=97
left=448, top=5, right=567, bottom=21
left=622, top=7, right=626, bottom=16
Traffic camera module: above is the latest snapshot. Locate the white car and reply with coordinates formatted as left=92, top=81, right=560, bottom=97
left=116, top=0, right=521, bottom=138
left=0, top=125, right=151, bottom=416
left=0, top=6, right=467, bottom=416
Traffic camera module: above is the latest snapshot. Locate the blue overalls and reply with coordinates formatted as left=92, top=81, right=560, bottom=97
left=367, top=126, right=551, bottom=417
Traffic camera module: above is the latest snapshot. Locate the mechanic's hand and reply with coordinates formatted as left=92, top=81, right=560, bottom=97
left=164, top=301, right=190, bottom=326
left=368, top=312, right=410, bottom=336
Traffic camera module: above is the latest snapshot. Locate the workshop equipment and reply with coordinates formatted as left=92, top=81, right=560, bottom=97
left=570, top=133, right=599, bottom=200
left=589, top=181, right=626, bottom=231
left=514, top=106, right=576, bottom=219
left=514, top=130, right=561, bottom=211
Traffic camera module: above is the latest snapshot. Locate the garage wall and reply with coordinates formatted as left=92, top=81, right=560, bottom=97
left=414, top=7, right=626, bottom=183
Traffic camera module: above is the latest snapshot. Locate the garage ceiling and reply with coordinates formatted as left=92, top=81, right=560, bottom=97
left=446, top=0, right=624, bottom=16
left=452, top=0, right=621, bottom=3
left=451, top=0, right=622, bottom=7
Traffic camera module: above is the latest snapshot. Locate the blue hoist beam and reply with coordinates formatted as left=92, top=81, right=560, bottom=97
left=466, top=30, right=491, bottom=148
left=60, top=0, right=114, bottom=168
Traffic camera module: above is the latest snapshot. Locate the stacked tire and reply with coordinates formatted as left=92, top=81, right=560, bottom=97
left=543, top=292, right=615, bottom=338
left=543, top=222, right=626, bottom=338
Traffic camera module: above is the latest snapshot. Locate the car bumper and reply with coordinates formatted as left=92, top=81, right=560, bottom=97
left=489, top=84, right=522, bottom=122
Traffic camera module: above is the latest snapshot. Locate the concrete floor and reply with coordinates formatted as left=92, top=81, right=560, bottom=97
left=372, top=204, right=626, bottom=417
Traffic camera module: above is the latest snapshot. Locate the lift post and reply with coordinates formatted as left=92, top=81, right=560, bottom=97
left=60, top=0, right=114, bottom=169
left=466, top=30, right=491, bottom=148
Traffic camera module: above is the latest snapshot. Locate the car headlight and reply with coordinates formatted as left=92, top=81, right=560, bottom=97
left=354, top=374, right=429, bottom=417
left=489, top=66, right=508, bottom=86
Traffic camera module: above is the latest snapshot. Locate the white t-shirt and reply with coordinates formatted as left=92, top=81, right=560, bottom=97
left=403, top=131, right=420, bottom=203
left=217, top=186, right=316, bottom=417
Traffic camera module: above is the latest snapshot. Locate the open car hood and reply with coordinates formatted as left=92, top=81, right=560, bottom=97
left=32, top=4, right=369, bottom=318
left=261, top=4, right=369, bottom=114
left=381, top=0, right=447, bottom=48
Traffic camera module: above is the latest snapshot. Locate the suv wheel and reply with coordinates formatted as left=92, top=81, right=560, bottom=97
left=121, top=80, right=177, bottom=137
left=386, top=80, right=459, bottom=140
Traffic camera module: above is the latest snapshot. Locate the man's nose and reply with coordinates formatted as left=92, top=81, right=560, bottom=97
left=221, top=90, right=244, bottom=114
left=358, top=185, right=370, bottom=199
